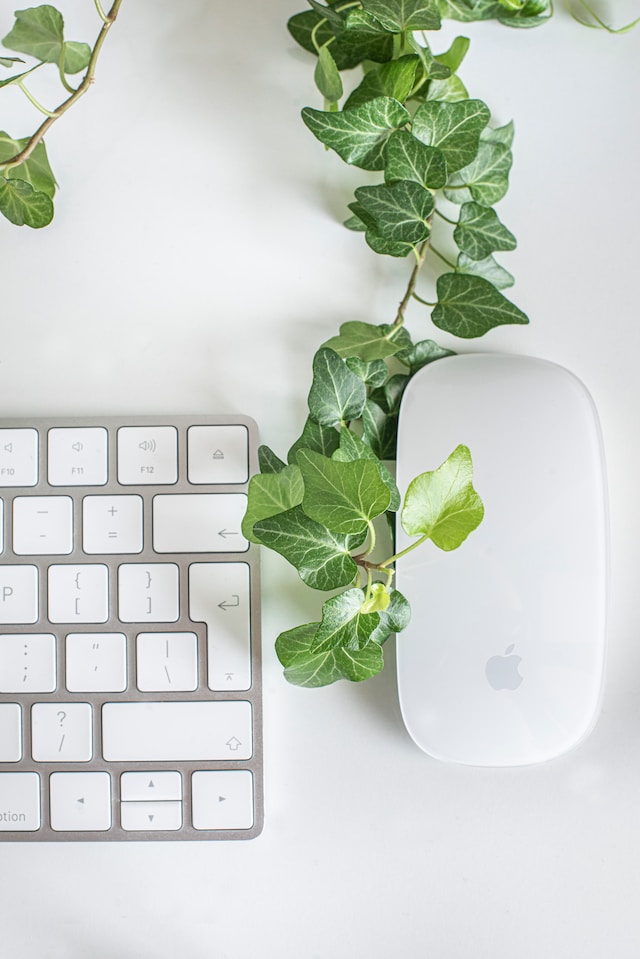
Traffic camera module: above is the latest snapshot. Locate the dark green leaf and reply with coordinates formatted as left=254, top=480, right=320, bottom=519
left=0, top=176, right=53, bottom=227
left=456, top=252, right=514, bottom=289
left=445, top=140, right=512, bottom=207
left=254, top=506, right=363, bottom=590
left=352, top=180, right=434, bottom=245
left=453, top=201, right=516, bottom=260
left=344, top=56, right=419, bottom=110
left=0, top=56, right=24, bottom=67
left=369, top=588, right=411, bottom=643
left=242, top=465, right=304, bottom=541
left=307, top=348, right=367, bottom=427
left=401, top=444, right=484, bottom=549
left=302, top=97, right=410, bottom=171
left=344, top=356, right=389, bottom=387
left=432, top=273, right=528, bottom=337
left=287, top=416, right=340, bottom=464
left=287, top=10, right=393, bottom=70
left=312, top=588, right=380, bottom=651
left=364, top=229, right=415, bottom=258
left=297, top=448, right=391, bottom=534
left=437, top=0, right=506, bottom=21
left=276, top=622, right=384, bottom=686
left=315, top=44, right=343, bottom=102
left=361, top=0, right=441, bottom=31
left=398, top=338, right=455, bottom=372
left=385, top=131, right=447, bottom=190
left=258, top=444, right=287, bottom=474
left=412, top=98, right=490, bottom=172
left=361, top=400, right=398, bottom=459
left=333, top=428, right=401, bottom=511
left=321, top=320, right=408, bottom=361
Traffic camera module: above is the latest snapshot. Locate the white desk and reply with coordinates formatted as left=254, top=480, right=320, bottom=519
left=2, top=2, right=640, bottom=956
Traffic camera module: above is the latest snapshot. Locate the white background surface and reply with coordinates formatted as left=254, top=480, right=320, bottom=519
left=2, top=2, right=640, bottom=956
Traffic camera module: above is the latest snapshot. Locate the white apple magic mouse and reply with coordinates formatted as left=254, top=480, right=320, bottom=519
left=395, top=353, right=608, bottom=766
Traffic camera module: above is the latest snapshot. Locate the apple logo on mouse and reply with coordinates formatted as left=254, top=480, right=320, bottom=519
left=485, top=644, right=523, bottom=691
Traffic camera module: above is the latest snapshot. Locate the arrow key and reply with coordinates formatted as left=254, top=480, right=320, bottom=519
left=49, top=772, right=111, bottom=832
left=120, top=770, right=182, bottom=802
left=121, top=800, right=182, bottom=832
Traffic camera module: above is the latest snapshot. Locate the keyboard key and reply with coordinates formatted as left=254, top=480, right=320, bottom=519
left=136, top=632, right=198, bottom=691
left=0, top=565, right=38, bottom=624
left=153, top=494, right=248, bottom=553
left=65, top=632, right=127, bottom=692
left=118, top=563, right=179, bottom=622
left=121, top=799, right=182, bottom=831
left=31, top=702, right=93, bottom=762
left=0, top=772, right=40, bottom=830
left=13, top=495, right=73, bottom=555
left=82, top=495, right=143, bottom=554
left=102, top=700, right=252, bottom=762
left=0, top=429, right=38, bottom=487
left=0, top=704, right=22, bottom=761
left=192, top=770, right=254, bottom=831
left=189, top=562, right=251, bottom=690
left=50, top=772, right=111, bottom=831
left=48, top=427, right=108, bottom=486
left=0, top=633, right=56, bottom=692
left=120, top=770, right=182, bottom=801
left=117, top=426, right=178, bottom=485
left=187, top=425, right=249, bottom=485
left=48, top=564, right=109, bottom=624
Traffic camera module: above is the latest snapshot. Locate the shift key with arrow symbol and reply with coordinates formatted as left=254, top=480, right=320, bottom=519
left=189, top=562, right=252, bottom=691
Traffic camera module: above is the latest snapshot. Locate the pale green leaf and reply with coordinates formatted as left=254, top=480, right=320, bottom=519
left=481, top=120, right=515, bottom=148
left=432, top=273, right=528, bottom=337
left=445, top=140, right=512, bottom=207
left=0, top=176, right=53, bottom=227
left=412, top=98, right=490, bottom=172
left=3, top=5, right=64, bottom=62
left=242, top=464, right=304, bottom=541
left=321, top=321, right=407, bottom=361
left=456, top=252, right=514, bottom=290
left=297, top=448, right=391, bottom=534
left=401, top=444, right=484, bottom=549
left=361, top=0, right=441, bottom=31
left=0, top=131, right=56, bottom=198
left=435, top=35, right=470, bottom=72
left=453, top=201, right=516, bottom=260
left=276, top=622, right=384, bottom=687
left=62, top=40, right=90, bottom=75
left=426, top=74, right=469, bottom=102
left=312, top=588, right=380, bottom=651
left=332, top=428, right=401, bottom=511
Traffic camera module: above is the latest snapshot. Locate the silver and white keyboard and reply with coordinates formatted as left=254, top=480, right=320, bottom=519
left=0, top=415, right=262, bottom=841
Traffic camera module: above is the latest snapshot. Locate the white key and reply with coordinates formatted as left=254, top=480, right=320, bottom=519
left=120, top=770, right=182, bottom=801
left=121, top=800, right=182, bottom=832
left=0, top=704, right=22, bottom=761
left=136, top=632, right=198, bottom=691
left=48, top=564, right=109, bottom=624
left=0, top=429, right=38, bottom=487
left=31, top=702, right=93, bottom=762
left=117, top=426, right=178, bottom=485
left=82, top=495, right=143, bottom=554
left=189, top=562, right=251, bottom=690
left=0, top=566, right=38, bottom=624
left=0, top=498, right=3, bottom=552
left=13, top=496, right=73, bottom=555
left=50, top=772, right=111, bottom=831
left=0, top=772, right=40, bottom=830
left=118, top=564, right=179, bottom=622
left=191, top=770, right=254, bottom=831
left=102, top=700, right=252, bottom=762
left=187, top=425, right=249, bottom=485
left=65, top=633, right=127, bottom=692
left=153, top=494, right=248, bottom=553
left=0, top=633, right=56, bottom=692
left=48, top=428, right=108, bottom=487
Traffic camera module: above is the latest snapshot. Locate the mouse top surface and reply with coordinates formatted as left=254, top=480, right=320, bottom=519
left=395, top=353, right=608, bottom=767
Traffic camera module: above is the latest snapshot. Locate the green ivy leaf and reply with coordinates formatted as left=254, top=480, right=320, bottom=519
left=401, top=444, right=484, bottom=549
left=351, top=180, right=434, bottom=246
left=361, top=399, right=398, bottom=459
left=481, top=120, right=515, bottom=148
left=385, top=132, right=447, bottom=190
left=3, top=5, right=64, bottom=62
left=344, top=356, right=389, bottom=387
left=435, top=35, right=470, bottom=72
left=332, top=428, right=401, bottom=511
left=412, top=98, right=490, bottom=173
left=425, top=74, right=469, bottom=102
left=0, top=56, right=25, bottom=67
left=287, top=10, right=393, bottom=69
left=456, top=252, right=514, bottom=290
left=312, top=588, right=380, bottom=651
left=363, top=227, right=415, bottom=258
left=307, top=348, right=367, bottom=427
left=445, top=141, right=512, bottom=207
left=432, top=273, right=528, bottom=337
left=287, top=416, right=340, bottom=464
left=301, top=97, right=410, bottom=171
left=314, top=44, right=343, bottom=102
left=0, top=133, right=56, bottom=198
left=361, top=0, right=441, bottom=32
left=398, top=338, right=455, bottom=373
left=453, top=201, right=517, bottom=260
left=297, top=448, right=391, bottom=534
left=258, top=444, right=287, bottom=474
left=344, top=55, right=419, bottom=110
left=62, top=40, right=91, bottom=74
left=276, top=622, right=384, bottom=686
left=369, top=588, right=411, bottom=643
left=242, top=464, right=304, bottom=541
left=321, top=321, right=407, bottom=361
left=254, top=506, right=364, bottom=590
left=437, top=0, right=506, bottom=22
left=0, top=176, right=53, bottom=227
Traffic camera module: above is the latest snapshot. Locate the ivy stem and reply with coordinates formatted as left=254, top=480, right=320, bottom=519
left=0, top=0, right=123, bottom=173
left=412, top=292, right=437, bottom=307
left=364, top=519, right=377, bottom=557
left=435, top=208, right=458, bottom=226
left=94, top=0, right=109, bottom=22
left=430, top=245, right=456, bottom=269
left=16, top=81, right=57, bottom=117
left=379, top=532, right=431, bottom=569
left=394, top=239, right=429, bottom=326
